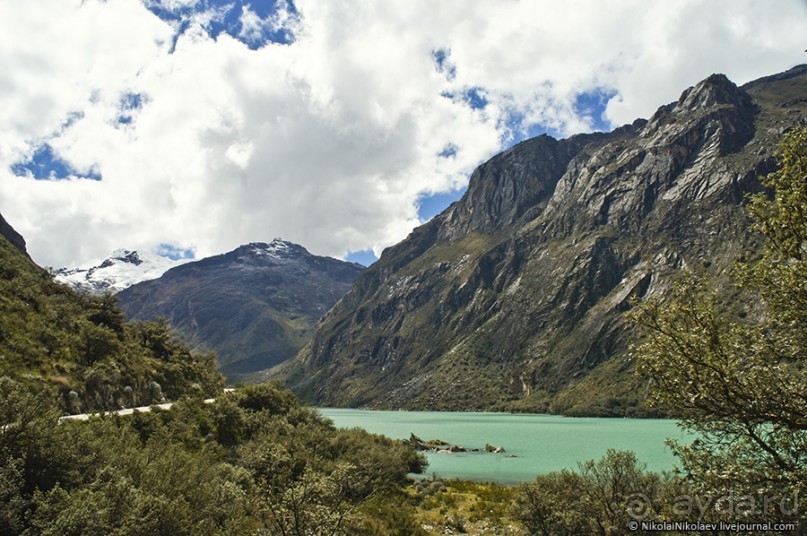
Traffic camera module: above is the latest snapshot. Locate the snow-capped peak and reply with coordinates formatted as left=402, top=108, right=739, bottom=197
left=245, top=239, right=299, bottom=257
left=55, top=249, right=192, bottom=294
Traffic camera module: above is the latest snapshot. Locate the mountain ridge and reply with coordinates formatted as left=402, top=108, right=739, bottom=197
left=271, top=65, right=806, bottom=415
left=116, top=239, right=364, bottom=381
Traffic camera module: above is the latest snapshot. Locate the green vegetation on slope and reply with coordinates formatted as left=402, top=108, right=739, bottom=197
left=0, top=219, right=429, bottom=533
left=0, top=381, right=426, bottom=535
left=0, top=229, right=223, bottom=412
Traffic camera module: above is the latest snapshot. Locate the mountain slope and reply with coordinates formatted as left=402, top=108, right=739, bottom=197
left=116, top=240, right=364, bottom=381
left=272, top=65, right=807, bottom=416
left=55, top=249, right=191, bottom=294
left=0, top=213, right=223, bottom=412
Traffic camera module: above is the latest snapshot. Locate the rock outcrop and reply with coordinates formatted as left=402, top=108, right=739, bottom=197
left=0, top=213, right=28, bottom=257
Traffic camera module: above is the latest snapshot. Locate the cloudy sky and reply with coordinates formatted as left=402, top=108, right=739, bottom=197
left=1, top=0, right=805, bottom=268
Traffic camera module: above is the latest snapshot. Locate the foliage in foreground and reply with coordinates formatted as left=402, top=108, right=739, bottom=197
left=512, top=450, right=671, bottom=535
left=627, top=126, right=806, bottom=528
left=0, top=380, right=426, bottom=535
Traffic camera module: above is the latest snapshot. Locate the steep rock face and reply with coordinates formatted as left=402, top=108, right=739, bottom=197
left=117, top=240, right=364, bottom=381
left=273, top=66, right=806, bottom=415
left=0, top=213, right=28, bottom=257
left=440, top=134, right=581, bottom=238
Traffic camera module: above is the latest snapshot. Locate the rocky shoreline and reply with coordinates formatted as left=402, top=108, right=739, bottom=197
left=402, top=433, right=513, bottom=456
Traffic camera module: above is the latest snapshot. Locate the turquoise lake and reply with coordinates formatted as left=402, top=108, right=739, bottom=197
left=318, top=409, right=687, bottom=485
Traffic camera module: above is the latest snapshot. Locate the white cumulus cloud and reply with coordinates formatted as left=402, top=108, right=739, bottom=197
left=0, top=0, right=804, bottom=268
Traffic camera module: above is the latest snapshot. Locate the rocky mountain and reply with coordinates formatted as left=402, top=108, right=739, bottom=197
left=55, top=249, right=191, bottom=294
left=116, top=240, right=364, bottom=381
left=272, top=65, right=807, bottom=416
left=0, top=212, right=28, bottom=257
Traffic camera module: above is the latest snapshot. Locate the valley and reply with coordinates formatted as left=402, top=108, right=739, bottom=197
left=1, top=63, right=803, bottom=534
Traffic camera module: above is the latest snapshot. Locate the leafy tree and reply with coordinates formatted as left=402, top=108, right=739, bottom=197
left=0, top=458, right=26, bottom=534
left=512, top=449, right=668, bottom=535
left=0, top=378, right=74, bottom=495
left=629, top=127, right=807, bottom=525
left=233, top=381, right=299, bottom=415
left=256, top=461, right=365, bottom=535
left=238, top=414, right=425, bottom=535
left=83, top=293, right=127, bottom=336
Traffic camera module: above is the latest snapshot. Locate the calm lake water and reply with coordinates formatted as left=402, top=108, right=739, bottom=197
left=318, top=408, right=687, bottom=484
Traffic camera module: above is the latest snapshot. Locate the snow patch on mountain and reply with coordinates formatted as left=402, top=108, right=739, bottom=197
left=55, top=249, right=192, bottom=294
left=250, top=238, right=288, bottom=252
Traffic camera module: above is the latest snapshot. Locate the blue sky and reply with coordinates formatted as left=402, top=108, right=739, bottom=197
left=1, top=0, right=805, bottom=269
left=157, top=243, right=196, bottom=260
left=12, top=144, right=101, bottom=182
left=144, top=0, right=299, bottom=51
